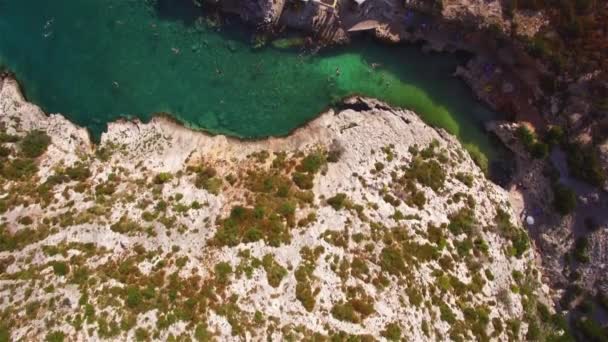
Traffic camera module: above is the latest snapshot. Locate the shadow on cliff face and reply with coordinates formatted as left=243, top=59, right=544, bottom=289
left=152, top=0, right=202, bottom=26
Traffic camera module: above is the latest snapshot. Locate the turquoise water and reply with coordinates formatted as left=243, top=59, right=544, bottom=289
left=0, top=0, right=499, bottom=158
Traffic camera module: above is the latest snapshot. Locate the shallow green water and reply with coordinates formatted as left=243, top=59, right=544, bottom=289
left=0, top=0, right=500, bottom=158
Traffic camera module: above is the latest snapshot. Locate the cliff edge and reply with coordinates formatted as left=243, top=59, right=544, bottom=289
left=0, top=75, right=563, bottom=341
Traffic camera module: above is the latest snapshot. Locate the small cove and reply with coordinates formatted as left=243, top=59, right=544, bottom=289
left=0, top=0, right=504, bottom=162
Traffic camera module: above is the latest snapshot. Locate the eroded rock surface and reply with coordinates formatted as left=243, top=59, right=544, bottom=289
left=0, top=75, right=560, bottom=341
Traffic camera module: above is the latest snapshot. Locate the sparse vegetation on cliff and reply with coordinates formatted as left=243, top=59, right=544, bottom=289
left=0, top=78, right=551, bottom=341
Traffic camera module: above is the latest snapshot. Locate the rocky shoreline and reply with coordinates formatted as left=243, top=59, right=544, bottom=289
left=211, top=0, right=608, bottom=332
left=0, top=72, right=566, bottom=340
left=211, top=0, right=550, bottom=126
left=0, top=0, right=606, bottom=337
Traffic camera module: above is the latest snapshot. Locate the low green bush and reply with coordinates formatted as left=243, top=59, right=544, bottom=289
left=327, top=193, right=348, bottom=210
left=297, top=151, right=326, bottom=174
left=0, top=158, right=37, bottom=179
left=573, top=237, right=589, bottom=263
left=153, top=172, right=173, bottom=184
left=0, top=145, right=12, bottom=157
left=406, top=157, right=445, bottom=191
left=448, top=208, right=476, bottom=235
left=565, top=143, right=606, bottom=187
left=0, top=131, right=19, bottom=143
left=552, top=183, right=576, bottom=215
left=214, top=262, right=233, bottom=285
left=439, top=303, right=456, bottom=324
left=379, top=247, right=406, bottom=276
left=464, top=144, right=489, bottom=174
left=262, top=254, right=287, bottom=288
left=20, top=130, right=51, bottom=158
left=331, top=297, right=375, bottom=324
left=52, top=261, right=69, bottom=276
left=45, top=331, right=65, bottom=342
left=517, top=125, right=548, bottom=158
left=494, top=209, right=529, bottom=258
left=292, top=172, right=313, bottom=190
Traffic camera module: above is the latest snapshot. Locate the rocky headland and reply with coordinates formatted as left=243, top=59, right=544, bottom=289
left=203, top=1, right=608, bottom=335
left=0, top=72, right=569, bottom=340
left=1, top=0, right=607, bottom=339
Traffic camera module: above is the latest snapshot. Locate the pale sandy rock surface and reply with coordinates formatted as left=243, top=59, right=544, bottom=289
left=0, top=75, right=554, bottom=341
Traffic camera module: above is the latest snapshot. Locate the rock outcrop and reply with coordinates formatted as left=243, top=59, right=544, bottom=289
left=0, top=75, right=561, bottom=341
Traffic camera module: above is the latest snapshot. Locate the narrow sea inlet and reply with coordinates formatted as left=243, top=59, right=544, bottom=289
left=0, top=0, right=500, bottom=159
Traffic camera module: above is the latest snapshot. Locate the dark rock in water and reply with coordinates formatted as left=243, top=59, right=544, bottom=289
left=217, top=0, right=285, bottom=26
left=336, top=97, right=372, bottom=112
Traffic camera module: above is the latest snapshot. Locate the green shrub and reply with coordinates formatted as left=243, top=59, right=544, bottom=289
left=511, top=230, right=530, bottom=258
left=153, top=172, right=173, bottom=184
left=552, top=183, right=576, bottom=215
left=545, top=126, right=564, bottom=146
left=350, top=257, right=369, bottom=280
left=0, top=131, right=19, bottom=143
left=574, top=316, right=608, bottom=341
left=506, top=319, right=521, bottom=338
left=0, top=145, right=12, bottom=157
left=439, top=303, right=456, bottom=324
left=528, top=36, right=552, bottom=58
left=292, top=172, right=314, bottom=190
left=125, top=286, right=142, bottom=309
left=448, top=208, right=476, bottom=235
left=20, top=130, right=51, bottom=158
left=65, top=163, right=92, bottom=181
left=194, top=324, right=212, bottom=341
left=110, top=216, right=143, bottom=234
left=464, top=144, right=489, bottom=174
left=297, top=151, right=326, bottom=174
left=214, top=262, right=233, bottom=285
left=327, top=193, right=348, bottom=210
left=0, top=324, right=9, bottom=342
left=517, top=125, right=535, bottom=147
left=517, top=125, right=548, bottom=158
left=250, top=150, right=270, bottom=163
left=95, top=146, right=113, bottom=161
left=296, top=282, right=315, bottom=312
left=45, top=331, right=65, bottom=342
left=202, top=177, right=222, bottom=195
left=327, top=148, right=342, bottom=163
left=573, top=237, right=589, bottom=263
left=215, top=202, right=291, bottom=247
left=0, top=158, right=37, bottom=179
left=331, top=298, right=374, bottom=324
left=379, top=247, right=406, bottom=276
left=406, top=157, right=445, bottom=191
left=406, top=287, right=423, bottom=306
left=455, top=172, right=474, bottom=187
left=0, top=225, right=51, bottom=251
left=18, top=216, right=33, bottom=225
left=242, top=228, right=263, bottom=243
left=331, top=301, right=359, bottom=323
left=407, top=190, right=426, bottom=209
left=565, top=143, right=605, bottom=187
left=52, top=261, right=69, bottom=276
left=530, top=142, right=549, bottom=158
left=494, top=209, right=529, bottom=258
left=192, top=166, right=223, bottom=194
left=134, top=328, right=150, bottom=342
left=95, top=182, right=117, bottom=196
left=262, top=254, right=287, bottom=287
